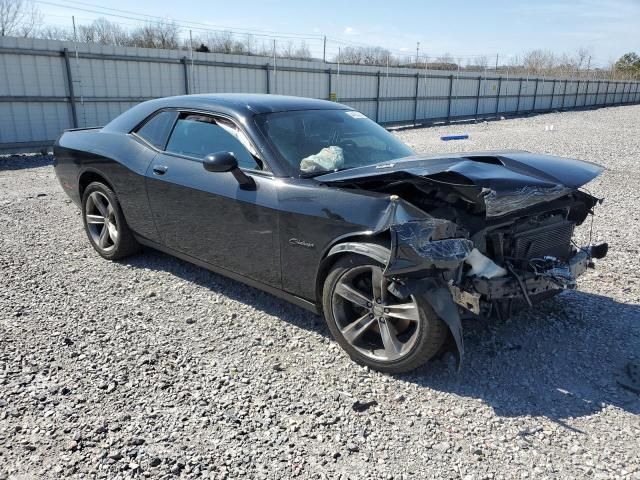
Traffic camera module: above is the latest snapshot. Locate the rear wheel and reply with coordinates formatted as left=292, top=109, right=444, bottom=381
left=322, top=254, right=449, bottom=373
left=81, top=182, right=140, bottom=260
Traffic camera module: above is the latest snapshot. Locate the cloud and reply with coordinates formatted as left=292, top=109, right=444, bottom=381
left=343, top=26, right=357, bottom=35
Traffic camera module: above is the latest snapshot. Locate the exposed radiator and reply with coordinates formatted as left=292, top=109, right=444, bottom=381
left=511, top=220, right=574, bottom=261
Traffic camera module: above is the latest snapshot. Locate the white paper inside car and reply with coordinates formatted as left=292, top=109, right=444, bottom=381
left=299, top=146, right=345, bottom=173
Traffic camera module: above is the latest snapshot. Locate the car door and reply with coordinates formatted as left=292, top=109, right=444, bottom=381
left=145, top=111, right=281, bottom=287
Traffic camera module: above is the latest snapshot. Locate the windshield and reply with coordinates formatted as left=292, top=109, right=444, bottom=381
left=254, top=109, right=414, bottom=176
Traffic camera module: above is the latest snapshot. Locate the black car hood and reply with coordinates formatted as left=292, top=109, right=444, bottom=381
left=316, top=150, right=604, bottom=217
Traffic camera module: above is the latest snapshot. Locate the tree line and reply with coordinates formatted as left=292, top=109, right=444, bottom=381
left=1, top=0, right=639, bottom=80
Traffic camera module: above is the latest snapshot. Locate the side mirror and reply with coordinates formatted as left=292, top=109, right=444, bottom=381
left=203, top=151, right=256, bottom=190
left=203, top=151, right=238, bottom=172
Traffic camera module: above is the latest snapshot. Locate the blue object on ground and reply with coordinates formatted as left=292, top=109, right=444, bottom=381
left=441, top=134, right=469, bottom=141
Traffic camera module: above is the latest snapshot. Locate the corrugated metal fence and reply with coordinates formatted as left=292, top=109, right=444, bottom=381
left=1, top=36, right=639, bottom=153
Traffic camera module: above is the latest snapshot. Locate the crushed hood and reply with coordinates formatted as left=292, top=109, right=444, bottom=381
left=316, top=150, right=604, bottom=217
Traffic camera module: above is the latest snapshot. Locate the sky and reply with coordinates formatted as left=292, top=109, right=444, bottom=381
left=35, top=0, right=640, bottom=66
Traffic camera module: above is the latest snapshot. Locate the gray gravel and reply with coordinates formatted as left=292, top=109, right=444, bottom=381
left=1, top=106, right=640, bottom=479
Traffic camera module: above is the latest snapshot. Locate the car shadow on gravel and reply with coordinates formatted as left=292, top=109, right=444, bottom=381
left=125, top=249, right=639, bottom=423
left=123, top=248, right=327, bottom=334
left=0, top=154, right=53, bottom=171
left=404, top=291, right=640, bottom=422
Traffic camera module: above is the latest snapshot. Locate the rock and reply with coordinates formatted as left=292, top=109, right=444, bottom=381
left=107, top=452, right=122, bottom=461
left=432, top=442, right=451, bottom=453
left=352, top=400, right=378, bottom=412
left=570, top=445, right=585, bottom=455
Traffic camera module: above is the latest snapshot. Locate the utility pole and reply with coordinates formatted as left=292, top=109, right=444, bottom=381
left=416, top=41, right=420, bottom=67
left=189, top=29, right=194, bottom=93
left=71, top=15, right=83, bottom=124
left=337, top=46, right=341, bottom=100
left=323, top=36, right=327, bottom=63
left=495, top=53, right=499, bottom=72
left=272, top=39, right=277, bottom=94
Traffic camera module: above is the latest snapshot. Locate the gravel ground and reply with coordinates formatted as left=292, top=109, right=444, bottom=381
left=1, top=106, right=639, bottom=480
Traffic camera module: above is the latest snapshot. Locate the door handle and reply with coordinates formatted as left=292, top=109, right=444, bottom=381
left=153, top=165, right=168, bottom=175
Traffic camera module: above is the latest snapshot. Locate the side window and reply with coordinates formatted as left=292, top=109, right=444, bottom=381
left=135, top=110, right=178, bottom=149
left=165, top=114, right=261, bottom=170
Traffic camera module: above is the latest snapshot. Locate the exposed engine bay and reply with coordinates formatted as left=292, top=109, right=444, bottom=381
left=319, top=151, right=609, bottom=364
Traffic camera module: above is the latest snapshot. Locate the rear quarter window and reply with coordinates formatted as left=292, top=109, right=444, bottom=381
left=135, top=111, right=178, bottom=149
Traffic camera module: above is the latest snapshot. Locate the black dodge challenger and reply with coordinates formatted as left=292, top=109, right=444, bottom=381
left=54, top=94, right=608, bottom=373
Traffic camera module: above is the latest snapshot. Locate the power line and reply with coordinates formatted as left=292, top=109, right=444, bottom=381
left=33, top=0, right=612, bottom=68
left=34, top=0, right=324, bottom=40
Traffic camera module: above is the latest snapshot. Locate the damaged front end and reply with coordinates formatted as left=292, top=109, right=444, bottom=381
left=377, top=195, right=607, bottom=368
left=319, top=151, right=609, bottom=366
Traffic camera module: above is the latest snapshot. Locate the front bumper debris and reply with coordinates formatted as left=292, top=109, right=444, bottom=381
left=449, top=246, right=605, bottom=314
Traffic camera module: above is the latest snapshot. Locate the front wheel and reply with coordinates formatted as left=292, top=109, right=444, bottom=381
left=322, top=254, right=449, bottom=373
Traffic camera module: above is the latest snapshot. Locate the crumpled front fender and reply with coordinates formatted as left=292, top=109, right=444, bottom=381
left=387, top=221, right=473, bottom=275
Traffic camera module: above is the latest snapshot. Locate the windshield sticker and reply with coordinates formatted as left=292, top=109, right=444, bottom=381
left=345, top=111, right=367, bottom=119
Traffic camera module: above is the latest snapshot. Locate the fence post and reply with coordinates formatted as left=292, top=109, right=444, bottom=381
left=627, top=82, right=632, bottom=103
left=532, top=78, right=539, bottom=112
left=62, top=48, right=78, bottom=128
left=474, top=75, right=482, bottom=120
left=494, top=76, right=502, bottom=115
left=620, top=82, right=631, bottom=103
left=327, top=68, right=332, bottom=100
left=375, top=71, right=382, bottom=123
left=574, top=79, right=580, bottom=108
left=584, top=80, right=590, bottom=106
left=560, top=79, right=568, bottom=109
left=181, top=57, right=190, bottom=94
left=265, top=64, right=270, bottom=93
left=413, top=72, right=420, bottom=124
left=446, top=74, right=453, bottom=123
left=516, top=77, right=523, bottom=113
left=610, top=82, right=616, bottom=105
left=550, top=79, right=556, bottom=110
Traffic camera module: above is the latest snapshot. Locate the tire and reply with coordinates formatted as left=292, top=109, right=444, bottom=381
left=322, top=254, right=449, bottom=374
left=81, top=181, right=140, bottom=260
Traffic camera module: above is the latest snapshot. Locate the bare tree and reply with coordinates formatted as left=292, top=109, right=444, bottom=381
left=334, top=46, right=397, bottom=66
left=76, top=18, right=129, bottom=46
left=575, top=47, right=590, bottom=71
left=39, top=25, right=72, bottom=41
left=0, top=0, right=41, bottom=37
left=336, top=46, right=363, bottom=64
left=130, top=20, right=180, bottom=49
left=201, top=31, right=246, bottom=54
left=467, top=55, right=488, bottom=70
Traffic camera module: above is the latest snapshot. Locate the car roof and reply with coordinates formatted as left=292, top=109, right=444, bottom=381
left=184, top=94, right=350, bottom=114
left=103, top=94, right=351, bottom=133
